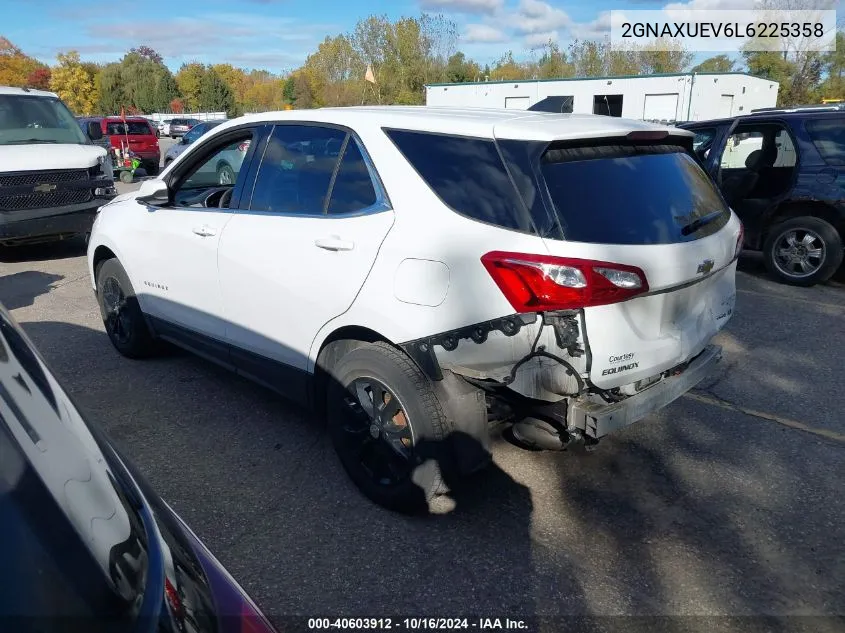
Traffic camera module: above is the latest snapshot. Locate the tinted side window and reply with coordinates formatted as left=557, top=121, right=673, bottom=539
left=327, top=139, right=377, bottom=214
left=385, top=129, right=530, bottom=233
left=249, top=125, right=345, bottom=215
left=806, top=118, right=845, bottom=165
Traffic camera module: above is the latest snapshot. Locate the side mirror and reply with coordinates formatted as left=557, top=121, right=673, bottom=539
left=136, top=179, right=169, bottom=206
left=87, top=122, right=103, bottom=141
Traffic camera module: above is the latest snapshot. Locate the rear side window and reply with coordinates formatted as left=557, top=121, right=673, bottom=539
left=327, top=139, right=377, bottom=214
left=805, top=118, right=845, bottom=165
left=385, top=129, right=531, bottom=233
left=541, top=143, right=730, bottom=244
left=106, top=121, right=152, bottom=135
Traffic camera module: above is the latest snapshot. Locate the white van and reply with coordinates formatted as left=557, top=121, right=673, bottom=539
left=0, top=87, right=116, bottom=246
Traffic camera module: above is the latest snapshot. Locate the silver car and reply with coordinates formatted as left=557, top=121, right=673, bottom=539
left=163, top=120, right=226, bottom=166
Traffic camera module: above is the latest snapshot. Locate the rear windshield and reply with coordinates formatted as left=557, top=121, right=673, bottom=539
left=805, top=117, right=845, bottom=165
left=106, top=121, right=153, bottom=136
left=386, top=129, right=729, bottom=244
left=539, top=143, right=730, bottom=244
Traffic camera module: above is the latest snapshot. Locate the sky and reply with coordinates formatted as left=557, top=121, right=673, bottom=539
left=0, top=0, right=840, bottom=74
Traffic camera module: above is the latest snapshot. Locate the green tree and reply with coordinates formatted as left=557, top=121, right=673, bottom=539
left=534, top=40, right=573, bottom=79
left=568, top=40, right=605, bottom=77
left=490, top=51, right=527, bottom=81
left=638, top=41, right=693, bottom=74
left=283, top=75, right=297, bottom=104
left=692, top=54, right=736, bottom=73
left=98, top=62, right=124, bottom=114
left=445, top=52, right=481, bottom=83
left=198, top=67, right=236, bottom=115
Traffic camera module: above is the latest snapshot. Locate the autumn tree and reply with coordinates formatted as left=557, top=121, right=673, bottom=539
left=489, top=51, right=527, bottom=81
left=130, top=45, right=163, bottom=65
left=170, top=97, right=185, bottom=113
left=26, top=67, right=51, bottom=89
left=0, top=37, right=46, bottom=87
left=50, top=51, right=98, bottom=114
left=176, top=62, right=206, bottom=111
left=533, top=41, right=573, bottom=79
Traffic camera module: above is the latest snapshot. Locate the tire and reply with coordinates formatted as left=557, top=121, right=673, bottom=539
left=145, top=161, right=160, bottom=176
left=763, top=216, right=843, bottom=286
left=119, top=170, right=133, bottom=184
left=95, top=258, right=156, bottom=359
left=326, top=341, right=453, bottom=514
left=217, top=163, right=235, bottom=186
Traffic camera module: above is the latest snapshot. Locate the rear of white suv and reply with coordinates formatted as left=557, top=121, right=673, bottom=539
left=86, top=107, right=739, bottom=513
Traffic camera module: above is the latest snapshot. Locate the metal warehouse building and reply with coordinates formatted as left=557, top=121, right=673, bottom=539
left=425, top=72, right=779, bottom=123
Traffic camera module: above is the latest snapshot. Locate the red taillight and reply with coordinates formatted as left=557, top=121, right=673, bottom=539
left=164, top=578, right=184, bottom=619
left=735, top=223, right=744, bottom=259
left=238, top=141, right=250, bottom=152
left=481, top=251, right=649, bottom=312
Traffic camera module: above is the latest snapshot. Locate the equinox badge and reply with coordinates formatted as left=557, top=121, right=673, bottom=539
left=33, top=183, right=57, bottom=193
left=697, top=259, right=715, bottom=275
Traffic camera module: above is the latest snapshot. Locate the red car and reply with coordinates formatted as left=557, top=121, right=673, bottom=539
left=80, top=116, right=161, bottom=176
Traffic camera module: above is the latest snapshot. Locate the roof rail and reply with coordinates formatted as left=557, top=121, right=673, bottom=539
left=750, top=104, right=845, bottom=114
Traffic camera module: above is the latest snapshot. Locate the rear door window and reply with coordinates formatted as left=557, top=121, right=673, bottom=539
left=385, top=129, right=531, bottom=233
left=327, top=139, right=378, bottom=214
left=805, top=117, right=845, bottom=165
left=540, top=143, right=730, bottom=244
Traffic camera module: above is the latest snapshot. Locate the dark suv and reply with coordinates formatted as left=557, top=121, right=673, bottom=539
left=680, top=110, right=845, bottom=286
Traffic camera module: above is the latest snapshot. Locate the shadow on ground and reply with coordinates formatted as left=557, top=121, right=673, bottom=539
left=0, top=271, right=64, bottom=310
left=0, top=238, right=88, bottom=264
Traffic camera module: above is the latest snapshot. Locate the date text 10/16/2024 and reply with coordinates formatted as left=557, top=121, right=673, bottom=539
left=307, top=618, right=529, bottom=630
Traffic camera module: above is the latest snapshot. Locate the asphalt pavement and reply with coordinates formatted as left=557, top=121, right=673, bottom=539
left=0, top=179, right=843, bottom=629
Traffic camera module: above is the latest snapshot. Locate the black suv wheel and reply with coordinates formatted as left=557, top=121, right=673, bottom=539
left=763, top=216, right=843, bottom=286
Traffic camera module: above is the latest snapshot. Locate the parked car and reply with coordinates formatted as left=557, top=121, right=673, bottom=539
left=169, top=118, right=200, bottom=138
left=164, top=120, right=226, bottom=166
left=159, top=119, right=173, bottom=137
left=679, top=108, right=845, bottom=286
left=87, top=108, right=740, bottom=513
left=78, top=116, right=161, bottom=176
left=0, top=302, right=277, bottom=633
left=0, top=87, right=115, bottom=247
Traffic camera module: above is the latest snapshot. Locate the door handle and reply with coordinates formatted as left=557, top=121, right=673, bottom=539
left=314, top=237, right=354, bottom=251
left=192, top=225, right=217, bottom=237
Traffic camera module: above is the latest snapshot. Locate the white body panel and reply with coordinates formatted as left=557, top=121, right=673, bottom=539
left=89, top=106, right=736, bottom=406
left=425, top=73, right=778, bottom=123
left=0, top=144, right=106, bottom=172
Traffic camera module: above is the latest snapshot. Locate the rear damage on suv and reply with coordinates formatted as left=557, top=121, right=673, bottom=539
left=390, top=126, right=741, bottom=453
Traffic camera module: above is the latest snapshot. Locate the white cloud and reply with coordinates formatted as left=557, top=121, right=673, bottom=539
left=524, top=31, right=559, bottom=48
left=419, top=0, right=504, bottom=15
left=463, top=23, right=509, bottom=43
left=511, top=0, right=572, bottom=34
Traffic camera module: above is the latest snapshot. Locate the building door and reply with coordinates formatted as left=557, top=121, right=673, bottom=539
left=718, top=94, right=734, bottom=118
left=504, top=96, right=530, bottom=109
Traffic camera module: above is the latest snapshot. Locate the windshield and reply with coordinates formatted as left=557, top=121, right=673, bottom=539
left=0, top=94, right=89, bottom=146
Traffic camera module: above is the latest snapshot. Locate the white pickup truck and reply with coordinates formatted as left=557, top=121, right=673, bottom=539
left=0, top=86, right=116, bottom=246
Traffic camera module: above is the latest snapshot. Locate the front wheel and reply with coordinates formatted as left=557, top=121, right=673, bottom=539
left=326, top=342, right=453, bottom=514
left=96, top=259, right=156, bottom=358
left=763, top=216, right=843, bottom=286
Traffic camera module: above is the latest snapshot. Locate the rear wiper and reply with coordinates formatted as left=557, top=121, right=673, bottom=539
left=680, top=210, right=724, bottom=236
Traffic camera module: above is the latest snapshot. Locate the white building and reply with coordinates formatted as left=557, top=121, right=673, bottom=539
left=425, top=72, right=779, bottom=123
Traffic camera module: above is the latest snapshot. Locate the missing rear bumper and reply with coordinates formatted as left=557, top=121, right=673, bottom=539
left=569, top=344, right=722, bottom=439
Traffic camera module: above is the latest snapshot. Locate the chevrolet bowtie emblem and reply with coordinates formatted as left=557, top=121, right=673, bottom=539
left=33, top=183, right=57, bottom=193
left=697, top=259, right=715, bottom=275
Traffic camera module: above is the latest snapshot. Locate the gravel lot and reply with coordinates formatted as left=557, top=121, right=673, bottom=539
left=1, top=159, right=844, bottom=629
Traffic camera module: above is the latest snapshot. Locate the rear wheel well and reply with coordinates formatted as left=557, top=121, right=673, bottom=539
left=312, top=326, right=391, bottom=416
left=764, top=201, right=845, bottom=246
left=92, top=246, right=116, bottom=277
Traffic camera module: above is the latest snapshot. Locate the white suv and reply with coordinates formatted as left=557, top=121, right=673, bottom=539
left=87, top=107, right=741, bottom=512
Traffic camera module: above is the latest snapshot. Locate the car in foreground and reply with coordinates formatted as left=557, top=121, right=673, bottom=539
left=0, top=303, right=277, bottom=633
left=169, top=118, right=200, bottom=138
left=0, top=86, right=116, bottom=247
left=164, top=120, right=227, bottom=166
left=679, top=108, right=845, bottom=286
left=87, top=107, right=740, bottom=513
left=78, top=116, right=161, bottom=176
